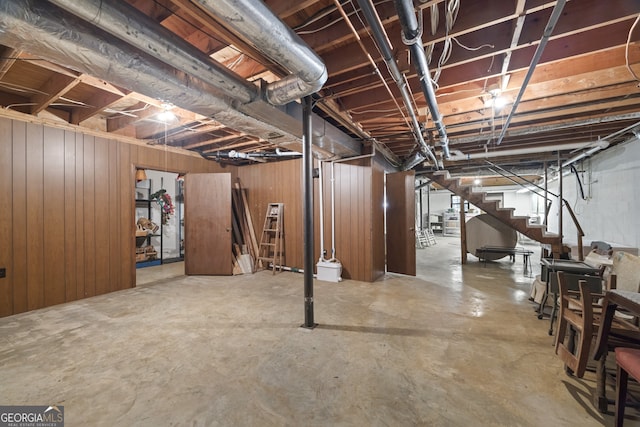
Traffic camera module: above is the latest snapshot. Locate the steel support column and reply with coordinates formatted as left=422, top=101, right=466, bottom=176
left=302, top=96, right=317, bottom=329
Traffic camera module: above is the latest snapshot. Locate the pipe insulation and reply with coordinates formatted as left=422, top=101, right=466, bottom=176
left=0, top=0, right=301, bottom=146
left=395, top=0, right=450, bottom=159
left=193, top=0, right=328, bottom=106
left=48, top=0, right=257, bottom=104
left=355, top=0, right=438, bottom=169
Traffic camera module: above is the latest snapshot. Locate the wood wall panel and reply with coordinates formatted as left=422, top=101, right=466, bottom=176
left=0, top=119, right=12, bottom=316
left=108, top=140, right=120, bottom=293
left=26, top=123, right=44, bottom=310
left=118, top=144, right=134, bottom=292
left=11, top=121, right=27, bottom=313
left=83, top=135, right=96, bottom=298
left=1, top=115, right=228, bottom=317
left=74, top=132, right=85, bottom=300
left=43, top=126, right=65, bottom=306
left=238, top=160, right=305, bottom=269
left=238, top=157, right=381, bottom=282
left=94, top=138, right=110, bottom=296
left=64, top=130, right=77, bottom=301
left=371, top=162, right=385, bottom=282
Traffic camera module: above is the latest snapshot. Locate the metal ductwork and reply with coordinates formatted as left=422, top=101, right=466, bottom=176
left=0, top=0, right=361, bottom=159
left=355, top=0, right=438, bottom=169
left=395, top=0, right=450, bottom=159
left=48, top=0, right=257, bottom=104
left=193, top=0, right=328, bottom=106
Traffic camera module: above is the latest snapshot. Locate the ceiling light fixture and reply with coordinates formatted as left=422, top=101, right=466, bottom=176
left=157, top=103, right=176, bottom=122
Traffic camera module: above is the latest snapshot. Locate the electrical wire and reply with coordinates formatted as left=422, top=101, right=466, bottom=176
left=452, top=37, right=494, bottom=51
left=626, top=13, right=640, bottom=83
left=570, top=164, right=586, bottom=200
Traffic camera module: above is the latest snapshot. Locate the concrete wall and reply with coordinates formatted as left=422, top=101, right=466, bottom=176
left=547, top=136, right=640, bottom=250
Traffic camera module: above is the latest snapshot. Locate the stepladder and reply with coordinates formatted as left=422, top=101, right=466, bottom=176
left=256, top=203, right=284, bottom=273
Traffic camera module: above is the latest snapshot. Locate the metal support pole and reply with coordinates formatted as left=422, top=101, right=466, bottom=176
left=558, top=151, right=563, bottom=242
left=302, top=95, right=317, bottom=329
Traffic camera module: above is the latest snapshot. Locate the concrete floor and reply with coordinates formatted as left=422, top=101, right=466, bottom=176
left=1, top=236, right=638, bottom=426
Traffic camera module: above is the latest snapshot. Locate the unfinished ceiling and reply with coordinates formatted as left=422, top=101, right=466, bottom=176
left=0, top=0, right=639, bottom=182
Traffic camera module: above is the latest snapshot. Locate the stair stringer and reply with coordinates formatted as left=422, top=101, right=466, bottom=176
left=429, top=170, right=562, bottom=252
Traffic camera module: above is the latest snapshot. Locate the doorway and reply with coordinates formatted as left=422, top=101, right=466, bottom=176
left=135, top=169, right=185, bottom=285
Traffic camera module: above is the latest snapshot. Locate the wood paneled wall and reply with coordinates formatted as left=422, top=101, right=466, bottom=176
left=237, top=157, right=385, bottom=282
left=236, top=159, right=304, bottom=269
left=0, top=116, right=228, bottom=317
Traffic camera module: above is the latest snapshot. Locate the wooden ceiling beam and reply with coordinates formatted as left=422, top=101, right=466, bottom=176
left=0, top=47, right=21, bottom=80
left=71, top=91, right=133, bottom=125
left=30, top=73, right=81, bottom=115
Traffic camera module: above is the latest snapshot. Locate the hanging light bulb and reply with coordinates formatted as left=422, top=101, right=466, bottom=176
left=135, top=168, right=148, bottom=182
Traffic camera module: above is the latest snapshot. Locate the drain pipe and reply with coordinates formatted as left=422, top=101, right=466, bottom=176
left=355, top=0, right=438, bottom=169
left=318, top=160, right=328, bottom=262
left=193, top=0, right=327, bottom=105
left=447, top=140, right=607, bottom=161
left=395, top=0, right=450, bottom=159
left=495, top=0, right=567, bottom=145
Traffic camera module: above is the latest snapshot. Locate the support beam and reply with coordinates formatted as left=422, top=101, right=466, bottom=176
left=302, top=95, right=316, bottom=329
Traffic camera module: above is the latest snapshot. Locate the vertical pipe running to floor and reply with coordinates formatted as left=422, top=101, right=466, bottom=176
left=302, top=96, right=316, bottom=329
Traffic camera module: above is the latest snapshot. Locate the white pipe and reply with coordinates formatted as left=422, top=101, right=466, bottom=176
left=561, top=141, right=609, bottom=168
left=447, top=141, right=602, bottom=162
left=318, top=160, right=327, bottom=262
left=330, top=162, right=337, bottom=262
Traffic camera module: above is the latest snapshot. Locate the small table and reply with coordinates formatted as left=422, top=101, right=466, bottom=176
left=593, top=290, right=640, bottom=412
left=475, top=246, right=534, bottom=276
left=538, top=258, right=602, bottom=334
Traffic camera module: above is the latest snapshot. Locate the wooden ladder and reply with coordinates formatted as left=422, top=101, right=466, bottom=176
left=256, top=203, right=284, bottom=274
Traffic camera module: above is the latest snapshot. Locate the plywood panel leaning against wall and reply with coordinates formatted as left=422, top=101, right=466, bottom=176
left=0, top=115, right=231, bottom=317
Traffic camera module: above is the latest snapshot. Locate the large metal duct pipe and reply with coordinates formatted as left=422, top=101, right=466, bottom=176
left=395, top=0, right=450, bottom=159
left=48, top=0, right=257, bottom=104
left=0, top=0, right=301, bottom=146
left=193, top=0, right=327, bottom=106
left=355, top=0, right=438, bottom=169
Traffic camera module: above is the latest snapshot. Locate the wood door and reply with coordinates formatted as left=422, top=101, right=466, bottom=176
left=184, top=173, right=232, bottom=275
left=386, top=170, right=416, bottom=276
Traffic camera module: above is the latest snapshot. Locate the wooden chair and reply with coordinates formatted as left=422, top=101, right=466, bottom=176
left=615, top=347, right=640, bottom=426
left=554, top=271, right=640, bottom=411
left=554, top=271, right=605, bottom=377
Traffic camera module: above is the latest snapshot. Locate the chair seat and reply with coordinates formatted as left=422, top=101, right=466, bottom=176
left=616, top=348, right=640, bottom=380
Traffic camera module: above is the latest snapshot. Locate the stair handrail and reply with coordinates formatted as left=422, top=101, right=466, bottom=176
left=484, top=162, right=585, bottom=258
left=561, top=199, right=585, bottom=260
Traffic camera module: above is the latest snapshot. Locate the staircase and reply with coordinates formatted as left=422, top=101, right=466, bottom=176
left=428, top=170, right=564, bottom=255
